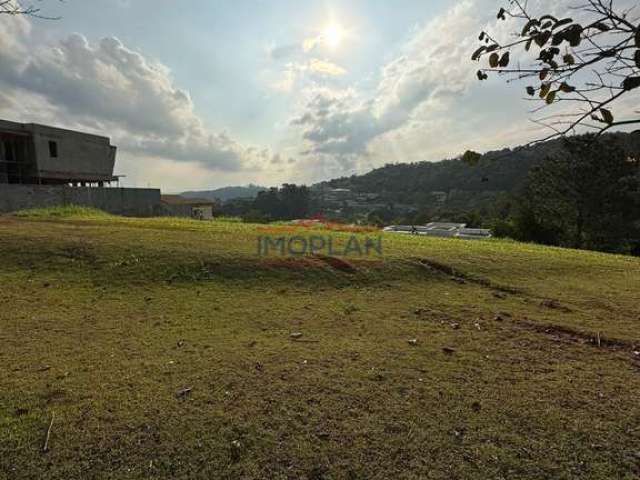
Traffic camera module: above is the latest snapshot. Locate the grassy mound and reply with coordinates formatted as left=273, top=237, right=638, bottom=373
left=0, top=214, right=639, bottom=479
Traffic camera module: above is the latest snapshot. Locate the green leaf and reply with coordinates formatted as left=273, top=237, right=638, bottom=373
left=498, top=52, right=510, bottom=68
left=622, top=76, right=640, bottom=91
left=553, top=18, right=573, bottom=30
left=545, top=90, right=556, bottom=104
left=601, top=108, right=614, bottom=124
left=563, top=54, right=575, bottom=65
left=489, top=52, right=500, bottom=68
left=565, top=25, right=583, bottom=47
left=522, top=19, right=540, bottom=37
left=535, top=31, right=552, bottom=47
left=559, top=82, right=575, bottom=93
left=471, top=46, right=486, bottom=61
left=540, top=15, right=558, bottom=23
left=525, top=38, right=533, bottom=51
left=539, top=83, right=551, bottom=99
left=551, top=32, right=565, bottom=46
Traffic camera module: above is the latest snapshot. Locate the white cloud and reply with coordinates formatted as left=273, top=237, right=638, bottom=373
left=265, top=25, right=349, bottom=95
left=290, top=1, right=489, bottom=162
left=0, top=17, right=279, bottom=172
left=266, top=58, right=347, bottom=94
left=308, top=58, right=346, bottom=77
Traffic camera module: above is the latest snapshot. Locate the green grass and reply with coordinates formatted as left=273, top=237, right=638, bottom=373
left=13, top=205, right=114, bottom=219
left=1, top=212, right=639, bottom=479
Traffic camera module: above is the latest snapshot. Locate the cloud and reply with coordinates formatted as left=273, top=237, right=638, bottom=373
left=289, top=0, right=640, bottom=177
left=267, top=58, right=347, bottom=93
left=303, top=36, right=319, bottom=53
left=308, top=59, right=346, bottom=77
left=265, top=26, right=348, bottom=94
left=0, top=18, right=278, bottom=172
left=290, top=0, right=487, bottom=164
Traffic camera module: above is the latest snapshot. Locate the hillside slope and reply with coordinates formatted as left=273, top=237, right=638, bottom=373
left=323, top=131, right=640, bottom=204
left=1, top=212, right=639, bottom=479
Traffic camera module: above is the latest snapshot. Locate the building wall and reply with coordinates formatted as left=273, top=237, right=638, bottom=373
left=0, top=120, right=37, bottom=184
left=160, top=204, right=214, bottom=219
left=161, top=203, right=194, bottom=218
left=192, top=205, right=213, bottom=220
left=0, top=184, right=160, bottom=217
left=0, top=120, right=117, bottom=184
left=30, top=124, right=116, bottom=182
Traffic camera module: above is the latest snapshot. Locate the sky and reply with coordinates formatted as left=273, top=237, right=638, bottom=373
left=0, top=0, right=637, bottom=191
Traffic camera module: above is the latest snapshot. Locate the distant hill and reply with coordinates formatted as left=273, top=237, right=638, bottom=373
left=318, top=131, right=640, bottom=208
left=181, top=185, right=266, bottom=203
left=181, top=132, right=640, bottom=210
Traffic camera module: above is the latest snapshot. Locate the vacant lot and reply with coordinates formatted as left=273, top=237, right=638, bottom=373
left=1, top=211, right=639, bottom=479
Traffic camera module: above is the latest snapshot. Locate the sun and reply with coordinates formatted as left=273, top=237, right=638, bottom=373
left=321, top=23, right=345, bottom=49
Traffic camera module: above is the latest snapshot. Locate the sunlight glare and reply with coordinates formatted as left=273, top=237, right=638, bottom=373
left=322, top=23, right=345, bottom=49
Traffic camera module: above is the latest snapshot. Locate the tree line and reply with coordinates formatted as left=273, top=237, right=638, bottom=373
left=239, top=184, right=311, bottom=223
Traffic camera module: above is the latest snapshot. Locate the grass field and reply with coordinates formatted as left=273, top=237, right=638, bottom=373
left=1, top=209, right=639, bottom=479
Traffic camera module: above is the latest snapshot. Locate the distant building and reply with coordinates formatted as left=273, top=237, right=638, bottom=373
left=355, top=192, right=380, bottom=202
left=424, top=222, right=468, bottom=237
left=161, top=195, right=215, bottom=220
left=454, top=228, right=493, bottom=240
left=0, top=119, right=118, bottom=186
left=430, top=191, right=448, bottom=204
left=383, top=222, right=492, bottom=240
left=324, top=188, right=352, bottom=203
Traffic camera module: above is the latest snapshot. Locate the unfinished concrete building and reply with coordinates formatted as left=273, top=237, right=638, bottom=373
left=0, top=119, right=161, bottom=216
left=0, top=119, right=118, bottom=186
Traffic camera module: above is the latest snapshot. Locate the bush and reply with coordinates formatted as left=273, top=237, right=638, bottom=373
left=241, top=210, right=271, bottom=224
left=490, top=218, right=516, bottom=239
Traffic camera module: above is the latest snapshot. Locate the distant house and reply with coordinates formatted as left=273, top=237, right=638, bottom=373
left=161, top=195, right=215, bottom=220
left=325, top=188, right=352, bottom=202
left=383, top=222, right=492, bottom=240
left=424, top=222, right=468, bottom=237
left=454, top=228, right=493, bottom=240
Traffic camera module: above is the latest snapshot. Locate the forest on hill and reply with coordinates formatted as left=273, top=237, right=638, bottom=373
left=322, top=132, right=640, bottom=206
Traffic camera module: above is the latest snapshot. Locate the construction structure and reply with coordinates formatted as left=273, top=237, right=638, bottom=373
left=0, top=119, right=160, bottom=216
left=0, top=119, right=118, bottom=186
